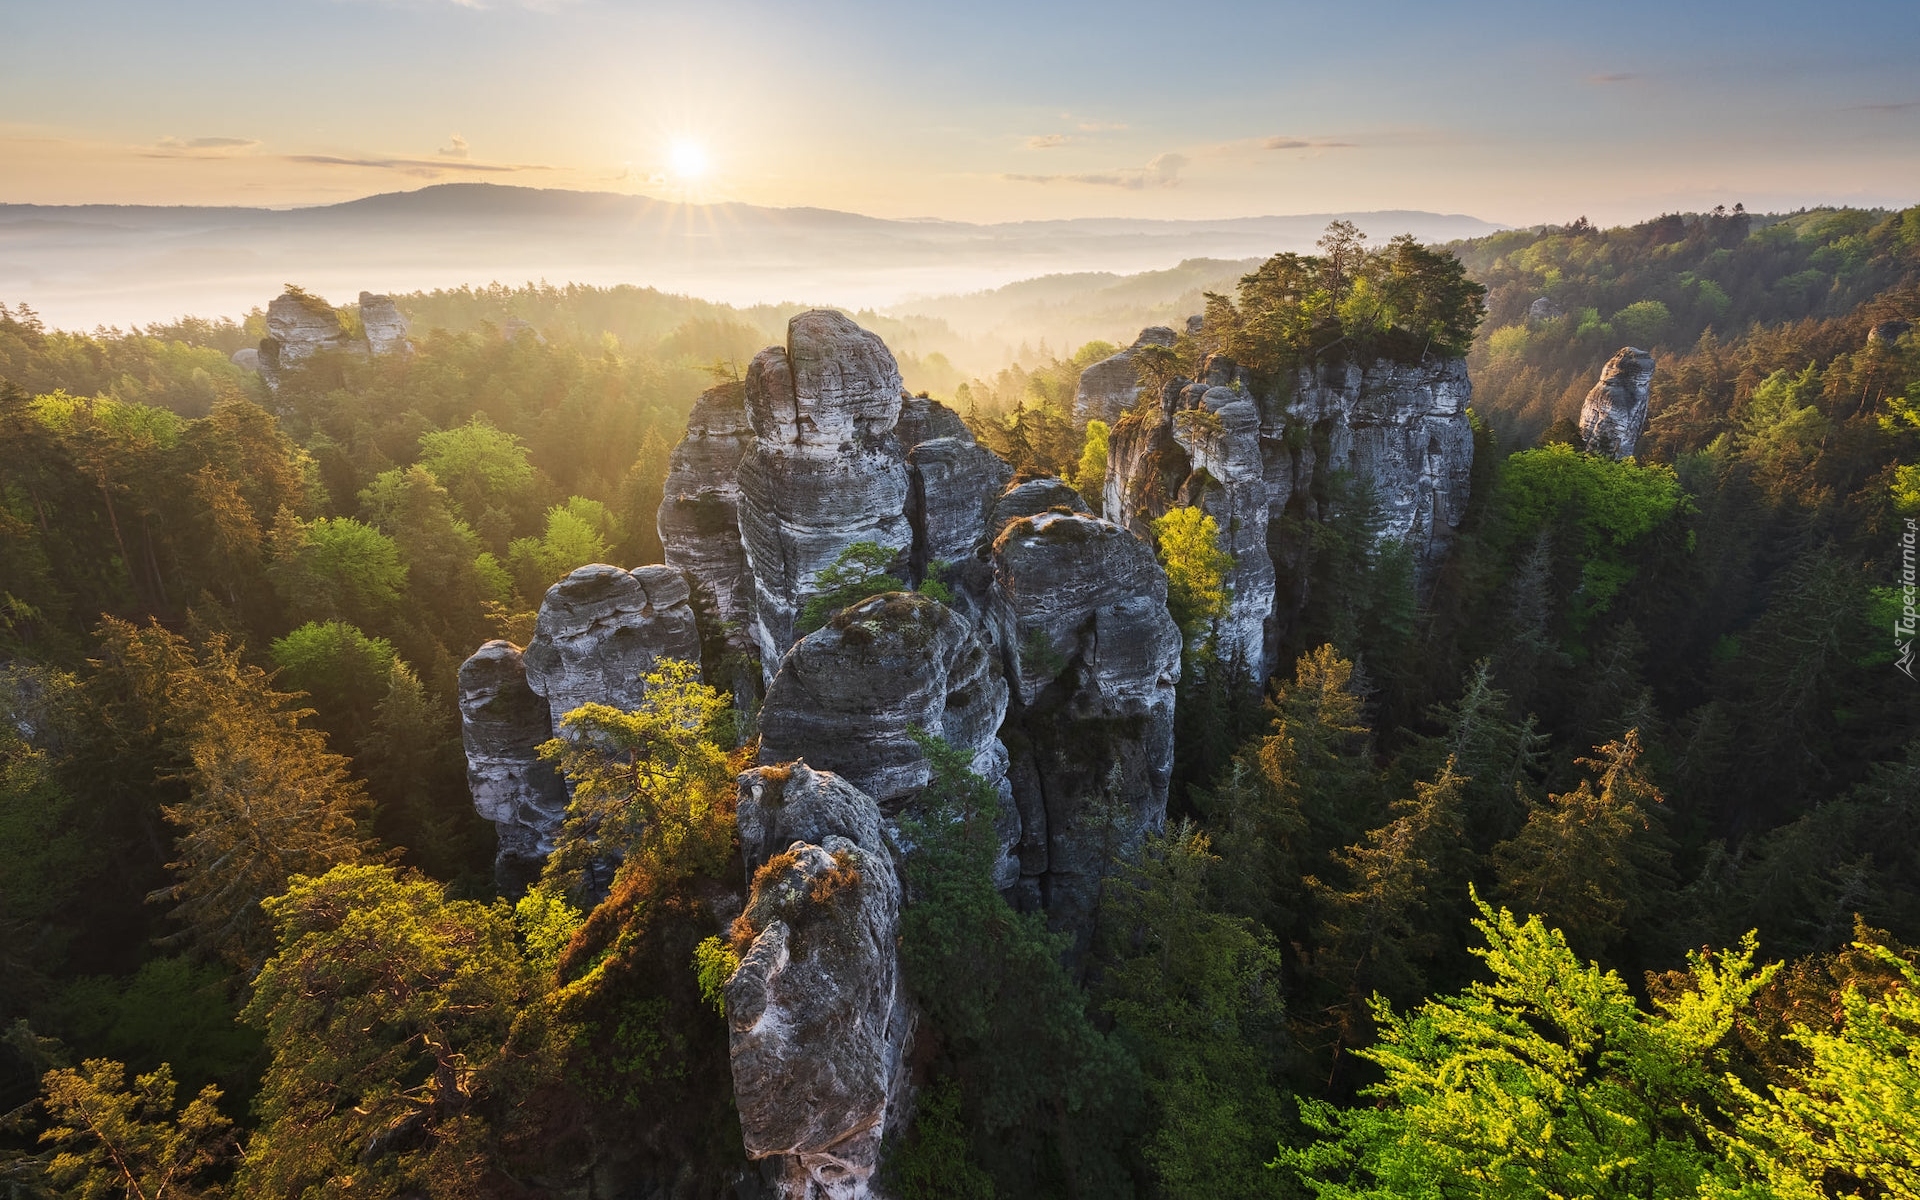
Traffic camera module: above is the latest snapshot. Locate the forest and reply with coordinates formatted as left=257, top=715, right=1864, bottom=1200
left=2, top=202, right=1919, bottom=1199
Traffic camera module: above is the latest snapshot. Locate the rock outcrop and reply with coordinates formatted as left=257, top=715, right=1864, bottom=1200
left=457, top=564, right=703, bottom=887
left=728, top=763, right=913, bottom=1200
left=1074, top=326, right=1178, bottom=426
left=522, top=564, right=702, bottom=720
left=990, top=510, right=1183, bottom=926
left=1578, top=347, right=1655, bottom=459
left=658, top=381, right=757, bottom=660
left=736, top=312, right=914, bottom=668
left=989, top=477, right=1089, bottom=533
left=260, top=291, right=353, bottom=378
left=1528, top=296, right=1566, bottom=323
left=1102, top=351, right=1473, bottom=678
left=358, top=292, right=412, bottom=356
left=457, top=641, right=567, bottom=890
left=257, top=288, right=417, bottom=384
left=902, top=395, right=1013, bottom=568
left=758, top=592, right=1016, bottom=886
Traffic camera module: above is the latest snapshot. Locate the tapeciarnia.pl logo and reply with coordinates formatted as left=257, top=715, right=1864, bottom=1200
left=1899, top=517, right=1917, bottom=680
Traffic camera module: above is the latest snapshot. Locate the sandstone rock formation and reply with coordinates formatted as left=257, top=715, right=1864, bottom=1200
left=758, top=592, right=1016, bottom=886
left=458, top=564, right=703, bottom=887
left=988, top=477, right=1088, bottom=533
left=1073, top=326, right=1178, bottom=426
left=358, top=292, right=411, bottom=356
left=1102, top=350, right=1473, bottom=678
left=1578, top=347, right=1655, bottom=459
left=736, top=312, right=914, bottom=667
left=522, top=564, right=702, bottom=720
left=990, top=510, right=1183, bottom=925
left=658, top=381, right=756, bottom=657
left=728, top=763, right=912, bottom=1200
left=230, top=347, right=260, bottom=373
left=259, top=290, right=352, bottom=378
left=457, top=641, right=567, bottom=890
left=903, top=395, right=1013, bottom=567
left=1528, top=296, right=1566, bottom=323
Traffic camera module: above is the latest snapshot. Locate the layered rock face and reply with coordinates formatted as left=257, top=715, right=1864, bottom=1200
left=901, top=396, right=1014, bottom=568
left=358, top=292, right=412, bottom=356
left=1102, top=351, right=1474, bottom=678
left=457, top=564, right=702, bottom=886
left=758, top=592, right=1017, bottom=886
left=456, top=641, right=567, bottom=889
left=736, top=312, right=914, bottom=667
left=990, top=511, right=1183, bottom=926
left=1074, top=326, right=1178, bottom=425
left=522, top=564, right=702, bottom=719
left=657, top=381, right=756, bottom=655
left=258, top=288, right=416, bottom=383
left=1578, top=347, right=1655, bottom=459
left=728, top=764, right=912, bottom=1200
left=260, top=291, right=353, bottom=377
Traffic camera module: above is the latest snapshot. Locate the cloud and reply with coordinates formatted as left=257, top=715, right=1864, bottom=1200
left=1075, top=120, right=1128, bottom=132
left=1025, top=133, right=1071, bottom=149
left=150, top=136, right=260, bottom=156
left=1588, top=72, right=1640, bottom=84
left=284, top=154, right=549, bottom=177
left=1262, top=135, right=1357, bottom=150
left=1845, top=100, right=1920, bottom=112
left=1005, top=151, right=1188, bottom=190
left=439, top=133, right=470, bottom=158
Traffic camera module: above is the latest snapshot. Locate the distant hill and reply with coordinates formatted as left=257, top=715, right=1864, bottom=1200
left=0, top=183, right=1502, bottom=332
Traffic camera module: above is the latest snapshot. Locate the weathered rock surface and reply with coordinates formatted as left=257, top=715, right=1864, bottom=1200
left=523, top=564, right=703, bottom=721
left=989, top=477, right=1089, bottom=533
left=358, top=292, right=411, bottom=356
left=737, top=312, right=913, bottom=668
left=1102, top=350, right=1474, bottom=677
left=658, top=380, right=756, bottom=657
left=1073, top=326, right=1178, bottom=426
left=1528, top=296, right=1566, bottom=323
left=990, top=511, right=1182, bottom=927
left=901, top=395, right=1013, bottom=568
left=1578, top=347, right=1655, bottom=459
left=758, top=593, right=1015, bottom=883
left=230, top=347, right=260, bottom=373
left=457, top=641, right=567, bottom=889
left=260, top=290, right=351, bottom=378
left=728, top=763, right=912, bottom=1200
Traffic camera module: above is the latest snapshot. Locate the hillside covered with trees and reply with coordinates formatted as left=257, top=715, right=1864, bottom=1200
left=2, top=203, right=1919, bottom=1199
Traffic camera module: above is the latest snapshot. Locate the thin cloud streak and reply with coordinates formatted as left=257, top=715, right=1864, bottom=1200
left=1005, top=152, right=1188, bottom=189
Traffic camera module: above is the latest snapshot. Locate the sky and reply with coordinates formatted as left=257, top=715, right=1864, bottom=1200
left=1, top=0, right=1917, bottom=227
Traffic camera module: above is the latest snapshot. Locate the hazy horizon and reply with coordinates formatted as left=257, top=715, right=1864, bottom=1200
left=3, top=0, right=1916, bottom=228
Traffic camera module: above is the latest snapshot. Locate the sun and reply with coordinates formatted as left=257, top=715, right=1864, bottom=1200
left=668, top=139, right=709, bottom=181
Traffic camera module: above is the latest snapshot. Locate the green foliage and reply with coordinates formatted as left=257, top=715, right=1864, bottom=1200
left=267, top=512, right=407, bottom=627
left=1717, top=941, right=1920, bottom=1199
left=505, top=495, right=621, bottom=601
left=691, top=936, right=738, bottom=1017
left=43, top=957, right=260, bottom=1104
left=1493, top=730, right=1671, bottom=956
left=539, top=658, right=735, bottom=896
left=268, top=620, right=396, bottom=741
left=795, top=540, right=906, bottom=635
left=898, top=732, right=1137, bottom=1193
left=38, top=1058, right=235, bottom=1200
left=1074, top=418, right=1110, bottom=504
left=1152, top=505, right=1234, bottom=647
left=1204, top=224, right=1486, bottom=377
left=513, top=884, right=584, bottom=976
left=1494, top=442, right=1683, bottom=626
left=94, top=619, right=369, bottom=969
left=416, top=416, right=534, bottom=527
left=887, top=1077, right=995, bottom=1200
left=1097, top=821, right=1289, bottom=1197
left=242, top=863, right=531, bottom=1199
left=1280, top=897, right=1776, bottom=1200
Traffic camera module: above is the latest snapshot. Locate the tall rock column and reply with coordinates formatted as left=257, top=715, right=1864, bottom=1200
left=456, top=641, right=566, bottom=891
left=658, top=380, right=757, bottom=667
left=1169, top=373, right=1274, bottom=674
left=727, top=763, right=913, bottom=1200
left=1578, top=347, right=1655, bottom=459
left=736, top=311, right=913, bottom=671
left=990, top=511, right=1182, bottom=930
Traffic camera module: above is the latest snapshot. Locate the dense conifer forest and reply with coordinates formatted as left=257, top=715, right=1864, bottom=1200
left=3, top=204, right=1919, bottom=1198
